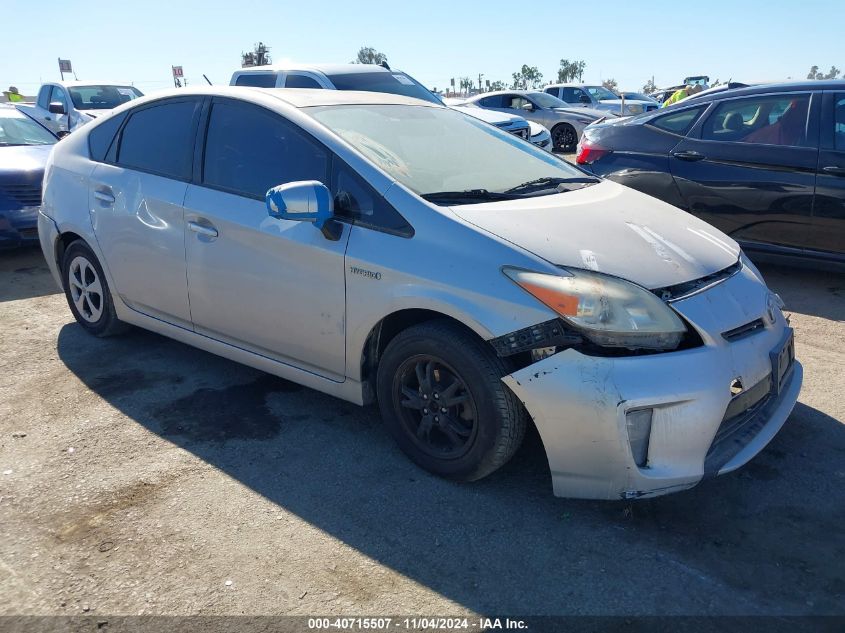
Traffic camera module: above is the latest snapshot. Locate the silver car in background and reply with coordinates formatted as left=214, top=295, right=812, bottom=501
left=39, top=87, right=801, bottom=500
left=544, top=83, right=659, bottom=116
left=461, top=90, right=604, bottom=152
left=444, top=100, right=552, bottom=151
left=232, top=63, right=551, bottom=149
left=17, top=81, right=144, bottom=133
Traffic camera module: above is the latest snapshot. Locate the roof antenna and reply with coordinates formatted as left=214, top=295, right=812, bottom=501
left=379, top=61, right=391, bottom=71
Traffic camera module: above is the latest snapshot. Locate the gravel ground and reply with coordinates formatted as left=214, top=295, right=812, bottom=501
left=0, top=245, right=843, bottom=618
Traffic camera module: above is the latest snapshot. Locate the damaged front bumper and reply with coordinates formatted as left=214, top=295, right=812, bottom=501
left=502, top=262, right=803, bottom=500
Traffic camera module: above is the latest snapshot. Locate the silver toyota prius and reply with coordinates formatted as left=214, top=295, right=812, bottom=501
left=38, top=87, right=802, bottom=500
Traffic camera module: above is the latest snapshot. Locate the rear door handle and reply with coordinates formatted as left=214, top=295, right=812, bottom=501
left=822, top=165, right=845, bottom=177
left=93, top=188, right=115, bottom=204
left=673, top=150, right=706, bottom=161
left=188, top=220, right=218, bottom=238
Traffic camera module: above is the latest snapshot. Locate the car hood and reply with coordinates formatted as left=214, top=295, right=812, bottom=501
left=80, top=110, right=112, bottom=120
left=451, top=105, right=520, bottom=124
left=527, top=120, right=549, bottom=136
left=0, top=144, right=53, bottom=173
left=450, top=180, right=740, bottom=289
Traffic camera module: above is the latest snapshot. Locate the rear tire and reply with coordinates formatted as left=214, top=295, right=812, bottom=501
left=376, top=319, right=527, bottom=482
left=61, top=240, right=128, bottom=337
left=552, top=123, right=578, bottom=152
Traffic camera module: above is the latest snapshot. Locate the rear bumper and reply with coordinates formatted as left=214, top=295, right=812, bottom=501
left=37, top=210, right=63, bottom=288
left=502, top=263, right=802, bottom=500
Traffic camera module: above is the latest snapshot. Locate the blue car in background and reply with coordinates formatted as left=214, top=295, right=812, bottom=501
left=0, top=105, right=57, bottom=248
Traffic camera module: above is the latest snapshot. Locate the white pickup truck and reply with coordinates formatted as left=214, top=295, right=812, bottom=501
left=17, top=81, right=143, bottom=133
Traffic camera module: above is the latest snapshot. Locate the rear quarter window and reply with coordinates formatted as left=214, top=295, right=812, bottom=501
left=648, top=106, right=705, bottom=135
left=285, top=74, right=322, bottom=89
left=478, top=95, right=504, bottom=108
left=88, top=112, right=127, bottom=162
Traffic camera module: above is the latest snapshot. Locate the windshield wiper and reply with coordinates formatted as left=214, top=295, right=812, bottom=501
left=421, top=189, right=526, bottom=204
left=504, top=176, right=599, bottom=194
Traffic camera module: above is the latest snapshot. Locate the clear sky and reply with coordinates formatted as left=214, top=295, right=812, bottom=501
left=3, top=0, right=843, bottom=97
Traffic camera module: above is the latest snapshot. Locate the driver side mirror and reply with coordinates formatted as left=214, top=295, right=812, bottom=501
left=48, top=101, right=66, bottom=115
left=579, top=95, right=591, bottom=104
left=521, top=102, right=534, bottom=112
left=265, top=180, right=342, bottom=241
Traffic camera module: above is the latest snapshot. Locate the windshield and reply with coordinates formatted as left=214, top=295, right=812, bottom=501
left=309, top=104, right=589, bottom=201
left=325, top=71, right=441, bottom=105
left=0, top=110, right=56, bottom=146
left=528, top=92, right=569, bottom=109
left=69, top=85, right=143, bottom=110
left=585, top=86, right=618, bottom=101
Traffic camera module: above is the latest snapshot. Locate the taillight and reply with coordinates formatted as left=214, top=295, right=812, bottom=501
left=576, top=139, right=610, bottom=165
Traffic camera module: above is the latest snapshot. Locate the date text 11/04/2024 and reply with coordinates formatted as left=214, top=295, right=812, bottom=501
left=307, top=617, right=528, bottom=630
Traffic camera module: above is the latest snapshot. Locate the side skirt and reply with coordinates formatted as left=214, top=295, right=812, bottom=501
left=113, top=302, right=365, bottom=406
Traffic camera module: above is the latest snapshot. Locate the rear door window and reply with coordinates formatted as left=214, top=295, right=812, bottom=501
left=563, top=87, right=589, bottom=104
left=234, top=73, right=279, bottom=88
left=117, top=100, right=199, bottom=180
left=201, top=99, right=329, bottom=199
left=285, top=74, right=322, bottom=89
left=506, top=96, right=531, bottom=110
left=701, top=94, right=812, bottom=146
left=649, top=106, right=705, bottom=135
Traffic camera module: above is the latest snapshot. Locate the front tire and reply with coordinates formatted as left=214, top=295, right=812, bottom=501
left=552, top=123, right=578, bottom=152
left=61, top=240, right=128, bottom=337
left=376, top=320, right=527, bottom=482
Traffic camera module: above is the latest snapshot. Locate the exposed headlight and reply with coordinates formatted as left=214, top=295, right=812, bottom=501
left=627, top=104, right=644, bottom=115
left=503, top=267, right=687, bottom=350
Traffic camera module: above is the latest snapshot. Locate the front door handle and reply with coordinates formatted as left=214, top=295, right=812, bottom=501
left=822, top=165, right=845, bottom=177
left=673, top=150, right=706, bottom=162
left=93, top=188, right=115, bottom=204
left=188, top=220, right=218, bottom=238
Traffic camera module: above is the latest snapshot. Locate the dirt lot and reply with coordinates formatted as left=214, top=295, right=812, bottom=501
left=1, top=245, right=843, bottom=617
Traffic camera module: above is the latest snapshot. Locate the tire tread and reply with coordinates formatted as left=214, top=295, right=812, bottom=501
left=378, top=319, right=528, bottom=481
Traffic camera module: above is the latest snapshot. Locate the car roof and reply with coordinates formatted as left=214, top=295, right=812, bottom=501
left=233, top=63, right=393, bottom=76
left=40, top=81, right=139, bottom=89
left=123, top=86, right=442, bottom=109
left=467, top=90, right=544, bottom=98
left=682, top=79, right=845, bottom=104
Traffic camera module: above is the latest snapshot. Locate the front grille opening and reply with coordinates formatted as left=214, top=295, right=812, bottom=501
left=704, top=373, right=774, bottom=475
left=0, top=183, right=42, bottom=207
left=723, top=318, right=766, bottom=342
left=653, top=260, right=742, bottom=302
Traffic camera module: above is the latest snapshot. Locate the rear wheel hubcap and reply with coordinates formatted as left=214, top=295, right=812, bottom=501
left=68, top=256, right=103, bottom=323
